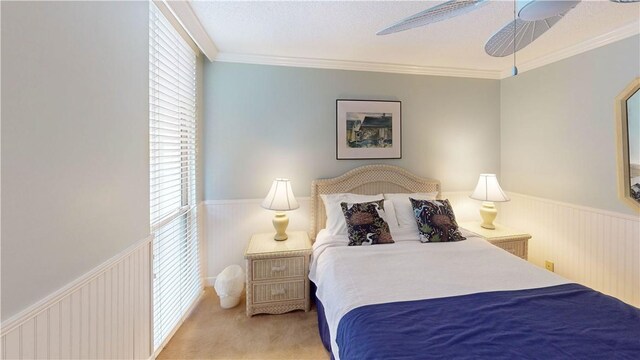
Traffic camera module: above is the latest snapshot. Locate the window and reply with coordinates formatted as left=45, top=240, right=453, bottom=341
left=149, top=3, right=200, bottom=352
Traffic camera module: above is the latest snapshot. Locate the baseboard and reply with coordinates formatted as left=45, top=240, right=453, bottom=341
left=205, top=276, right=217, bottom=287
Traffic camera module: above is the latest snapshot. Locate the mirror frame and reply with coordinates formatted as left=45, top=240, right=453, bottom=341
left=615, top=77, right=640, bottom=213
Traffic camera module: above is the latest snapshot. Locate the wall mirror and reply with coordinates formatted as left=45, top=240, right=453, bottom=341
left=615, top=78, right=640, bottom=212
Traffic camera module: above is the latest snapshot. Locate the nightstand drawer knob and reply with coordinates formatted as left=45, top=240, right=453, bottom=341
left=271, top=265, right=287, bottom=272
left=271, top=288, right=286, bottom=296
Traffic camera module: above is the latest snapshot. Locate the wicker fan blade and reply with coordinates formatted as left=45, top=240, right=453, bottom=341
left=377, top=0, right=488, bottom=36
left=484, top=9, right=571, bottom=57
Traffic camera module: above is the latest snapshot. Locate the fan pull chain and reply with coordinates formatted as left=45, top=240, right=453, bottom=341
left=512, top=0, right=518, bottom=76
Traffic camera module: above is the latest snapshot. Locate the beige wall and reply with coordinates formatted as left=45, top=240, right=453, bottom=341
left=500, top=35, right=640, bottom=215
left=1, top=1, right=150, bottom=321
left=203, top=62, right=502, bottom=200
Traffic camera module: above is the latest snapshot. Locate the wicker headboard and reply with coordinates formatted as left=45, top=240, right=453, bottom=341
left=310, top=164, right=441, bottom=240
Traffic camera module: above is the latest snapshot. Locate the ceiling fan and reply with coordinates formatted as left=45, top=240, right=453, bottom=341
left=377, top=0, right=639, bottom=58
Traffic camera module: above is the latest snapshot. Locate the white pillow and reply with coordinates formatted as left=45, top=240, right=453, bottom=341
left=320, top=193, right=387, bottom=235
left=382, top=199, right=399, bottom=229
left=384, top=192, right=439, bottom=229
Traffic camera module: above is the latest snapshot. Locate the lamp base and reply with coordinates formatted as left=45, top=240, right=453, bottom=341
left=272, top=212, right=289, bottom=241
left=479, top=201, right=498, bottom=230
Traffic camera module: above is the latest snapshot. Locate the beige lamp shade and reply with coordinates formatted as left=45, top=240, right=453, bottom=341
left=262, top=179, right=299, bottom=241
left=261, top=178, right=299, bottom=211
left=470, top=174, right=510, bottom=202
left=470, top=174, right=509, bottom=230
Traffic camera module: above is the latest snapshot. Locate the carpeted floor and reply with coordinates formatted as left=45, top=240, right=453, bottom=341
left=157, top=287, right=330, bottom=359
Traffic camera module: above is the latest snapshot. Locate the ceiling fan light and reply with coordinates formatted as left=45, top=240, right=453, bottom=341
left=517, top=0, right=581, bottom=21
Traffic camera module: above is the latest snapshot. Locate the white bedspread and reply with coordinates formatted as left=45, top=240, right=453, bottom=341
left=308, top=228, right=569, bottom=359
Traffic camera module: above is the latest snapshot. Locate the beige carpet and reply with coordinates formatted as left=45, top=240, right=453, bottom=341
left=157, top=288, right=330, bottom=359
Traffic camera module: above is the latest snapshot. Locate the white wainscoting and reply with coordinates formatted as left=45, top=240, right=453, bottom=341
left=499, top=192, right=640, bottom=307
left=204, top=192, right=640, bottom=308
left=203, top=197, right=310, bottom=286
left=1, top=237, right=152, bottom=360
left=203, top=192, right=478, bottom=285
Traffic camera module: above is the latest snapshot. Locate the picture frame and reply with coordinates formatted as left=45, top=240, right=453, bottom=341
left=336, top=99, right=402, bottom=160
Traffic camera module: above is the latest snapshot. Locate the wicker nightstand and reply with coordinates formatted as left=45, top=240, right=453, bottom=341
left=459, top=222, right=530, bottom=260
left=244, top=231, right=312, bottom=316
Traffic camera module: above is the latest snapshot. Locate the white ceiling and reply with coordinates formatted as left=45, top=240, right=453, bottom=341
left=190, top=0, right=640, bottom=76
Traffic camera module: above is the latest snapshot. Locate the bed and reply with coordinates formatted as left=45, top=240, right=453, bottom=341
left=308, top=165, right=640, bottom=360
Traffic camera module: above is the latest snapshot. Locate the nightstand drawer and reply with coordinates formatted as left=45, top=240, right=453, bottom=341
left=245, top=231, right=312, bottom=316
left=459, top=222, right=530, bottom=261
left=252, top=256, right=305, bottom=281
left=252, top=280, right=305, bottom=304
left=493, top=240, right=527, bottom=259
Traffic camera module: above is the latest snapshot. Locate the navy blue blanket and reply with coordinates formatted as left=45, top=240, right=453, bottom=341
left=336, top=284, right=640, bottom=359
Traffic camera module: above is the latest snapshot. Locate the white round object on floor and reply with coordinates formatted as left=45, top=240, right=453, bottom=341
left=214, top=265, right=245, bottom=309
left=219, top=295, right=241, bottom=309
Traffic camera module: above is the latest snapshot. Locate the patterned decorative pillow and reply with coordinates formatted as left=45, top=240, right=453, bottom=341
left=341, top=200, right=394, bottom=246
left=409, top=198, right=466, bottom=243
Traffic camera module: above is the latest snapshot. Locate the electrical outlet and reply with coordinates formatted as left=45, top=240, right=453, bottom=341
left=545, top=261, right=554, bottom=272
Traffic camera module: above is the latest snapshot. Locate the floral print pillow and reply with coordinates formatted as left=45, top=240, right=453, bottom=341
left=410, top=198, right=466, bottom=243
left=341, top=200, right=394, bottom=246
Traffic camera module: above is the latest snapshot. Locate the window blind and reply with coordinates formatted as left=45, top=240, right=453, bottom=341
left=149, top=3, right=200, bottom=352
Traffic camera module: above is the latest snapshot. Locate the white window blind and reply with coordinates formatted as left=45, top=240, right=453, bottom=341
left=149, top=3, right=200, bottom=352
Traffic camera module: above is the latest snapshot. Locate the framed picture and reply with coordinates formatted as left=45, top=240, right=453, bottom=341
left=336, top=99, right=401, bottom=160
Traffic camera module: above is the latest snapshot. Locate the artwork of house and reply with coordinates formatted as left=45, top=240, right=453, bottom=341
left=346, top=112, right=392, bottom=148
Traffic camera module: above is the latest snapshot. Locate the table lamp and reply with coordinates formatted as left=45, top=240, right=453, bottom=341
left=470, top=174, right=510, bottom=230
left=261, top=178, right=299, bottom=240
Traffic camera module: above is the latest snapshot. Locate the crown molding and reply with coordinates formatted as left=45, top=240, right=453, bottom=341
left=163, top=0, right=218, bottom=61
left=214, top=53, right=502, bottom=80
left=500, top=20, right=640, bottom=78
left=212, top=21, right=638, bottom=80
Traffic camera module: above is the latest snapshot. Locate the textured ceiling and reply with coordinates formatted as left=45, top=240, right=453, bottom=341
left=190, top=0, right=640, bottom=73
